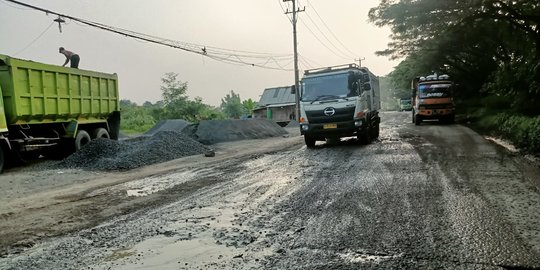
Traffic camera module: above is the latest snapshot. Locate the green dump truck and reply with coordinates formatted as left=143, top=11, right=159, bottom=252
left=0, top=55, right=120, bottom=173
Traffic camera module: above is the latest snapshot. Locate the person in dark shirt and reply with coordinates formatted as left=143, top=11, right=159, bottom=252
left=59, top=47, right=80, bottom=68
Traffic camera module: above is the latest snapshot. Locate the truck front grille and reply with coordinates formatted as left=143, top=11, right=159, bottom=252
left=305, top=107, right=355, bottom=124
left=421, top=104, right=453, bottom=110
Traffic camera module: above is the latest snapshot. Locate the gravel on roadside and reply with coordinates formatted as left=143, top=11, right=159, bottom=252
left=57, top=131, right=210, bottom=171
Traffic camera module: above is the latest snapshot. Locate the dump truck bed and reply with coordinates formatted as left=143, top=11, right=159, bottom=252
left=0, top=55, right=119, bottom=125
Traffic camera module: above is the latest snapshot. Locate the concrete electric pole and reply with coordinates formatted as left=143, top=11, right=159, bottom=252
left=355, top=57, right=365, bottom=67
left=283, top=0, right=304, bottom=120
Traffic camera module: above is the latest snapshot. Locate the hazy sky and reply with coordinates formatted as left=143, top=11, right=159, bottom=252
left=0, top=0, right=398, bottom=106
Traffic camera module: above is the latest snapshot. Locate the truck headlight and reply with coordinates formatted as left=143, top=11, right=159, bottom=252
left=301, top=125, right=309, bottom=131
left=355, top=121, right=362, bottom=127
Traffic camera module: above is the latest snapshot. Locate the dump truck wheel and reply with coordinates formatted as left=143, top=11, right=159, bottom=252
left=75, top=130, right=91, bottom=151
left=304, top=135, right=316, bottom=148
left=92, top=128, right=110, bottom=139
left=414, top=115, right=421, bottom=125
left=448, top=114, right=455, bottom=124
left=357, top=132, right=370, bottom=145
left=372, top=124, right=380, bottom=139
left=0, top=146, right=5, bottom=174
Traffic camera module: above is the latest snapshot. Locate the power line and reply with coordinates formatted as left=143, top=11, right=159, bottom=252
left=286, top=0, right=350, bottom=61
left=299, top=53, right=322, bottom=67
left=13, top=22, right=54, bottom=56
left=298, top=17, right=349, bottom=60
left=298, top=56, right=312, bottom=69
left=0, top=0, right=31, bottom=10
left=306, top=0, right=358, bottom=57
left=3, top=0, right=293, bottom=71
left=299, top=4, right=353, bottom=59
left=278, top=0, right=293, bottom=24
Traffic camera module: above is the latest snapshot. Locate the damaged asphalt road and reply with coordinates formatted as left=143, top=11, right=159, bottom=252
left=1, top=112, right=539, bottom=269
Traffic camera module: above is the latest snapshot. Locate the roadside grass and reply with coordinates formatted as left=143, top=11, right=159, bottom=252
left=120, top=124, right=153, bottom=136
left=120, top=129, right=146, bottom=136
left=458, top=99, right=540, bottom=155
left=477, top=113, right=540, bottom=154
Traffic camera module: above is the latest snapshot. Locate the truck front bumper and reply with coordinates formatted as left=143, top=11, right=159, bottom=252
left=417, top=109, right=454, bottom=118
left=300, top=120, right=365, bottom=138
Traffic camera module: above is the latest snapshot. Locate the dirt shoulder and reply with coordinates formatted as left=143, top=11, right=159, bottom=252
left=0, top=135, right=303, bottom=257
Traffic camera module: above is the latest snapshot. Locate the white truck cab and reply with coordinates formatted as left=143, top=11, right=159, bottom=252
left=299, top=64, right=380, bottom=147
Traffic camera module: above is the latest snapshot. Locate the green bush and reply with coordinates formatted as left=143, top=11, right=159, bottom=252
left=121, top=106, right=156, bottom=134
left=478, top=113, right=540, bottom=153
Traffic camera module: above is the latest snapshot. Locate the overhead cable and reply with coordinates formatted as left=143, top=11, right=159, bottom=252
left=301, top=7, right=354, bottom=59
left=13, top=21, right=54, bottom=56
left=298, top=17, right=349, bottom=60
left=3, top=0, right=293, bottom=71
left=306, top=0, right=358, bottom=57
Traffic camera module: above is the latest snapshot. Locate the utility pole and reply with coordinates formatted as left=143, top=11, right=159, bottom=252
left=355, top=57, right=365, bottom=67
left=283, top=0, right=304, bottom=120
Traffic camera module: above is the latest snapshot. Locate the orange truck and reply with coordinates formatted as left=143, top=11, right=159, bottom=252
left=411, top=74, right=455, bottom=125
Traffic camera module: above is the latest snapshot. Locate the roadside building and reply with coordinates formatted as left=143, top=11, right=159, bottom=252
left=253, top=86, right=296, bottom=126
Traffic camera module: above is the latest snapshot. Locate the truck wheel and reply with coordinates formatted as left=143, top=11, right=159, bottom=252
left=414, top=115, right=421, bottom=126
left=448, top=114, right=455, bottom=124
left=372, top=124, right=380, bottom=139
left=304, top=135, right=316, bottom=148
left=412, top=111, right=415, bottom=123
left=357, top=132, right=370, bottom=145
left=92, top=128, right=110, bottom=139
left=75, top=130, right=91, bottom=151
left=0, top=146, right=5, bottom=173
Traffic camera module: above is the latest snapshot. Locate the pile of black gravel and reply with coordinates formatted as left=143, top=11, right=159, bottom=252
left=144, top=119, right=191, bottom=136
left=285, top=120, right=300, bottom=127
left=58, top=131, right=210, bottom=171
left=194, top=119, right=288, bottom=145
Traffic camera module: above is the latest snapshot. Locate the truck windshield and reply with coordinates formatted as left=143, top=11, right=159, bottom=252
left=418, top=83, right=452, bottom=98
left=301, top=73, right=355, bottom=102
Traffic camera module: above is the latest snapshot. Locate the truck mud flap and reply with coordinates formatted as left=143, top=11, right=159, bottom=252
left=107, top=111, right=121, bottom=140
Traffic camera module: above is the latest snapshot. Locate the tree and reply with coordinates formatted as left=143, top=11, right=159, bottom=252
left=220, top=90, right=243, bottom=119
left=119, top=99, right=156, bottom=134
left=158, top=73, right=225, bottom=122
left=369, top=0, right=540, bottom=114
left=242, top=98, right=258, bottom=117
left=160, top=73, right=190, bottom=120
left=120, top=99, right=137, bottom=108
left=161, top=72, right=188, bottom=105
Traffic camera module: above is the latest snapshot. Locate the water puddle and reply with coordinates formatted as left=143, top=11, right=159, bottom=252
left=123, top=171, right=198, bottom=197
left=338, top=250, right=402, bottom=263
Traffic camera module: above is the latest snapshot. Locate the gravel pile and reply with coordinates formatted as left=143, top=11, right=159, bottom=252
left=285, top=120, right=299, bottom=127
left=194, top=119, right=288, bottom=145
left=58, top=131, right=210, bottom=171
left=144, top=119, right=191, bottom=135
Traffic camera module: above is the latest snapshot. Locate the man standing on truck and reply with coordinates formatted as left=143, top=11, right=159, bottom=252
left=59, top=47, right=80, bottom=68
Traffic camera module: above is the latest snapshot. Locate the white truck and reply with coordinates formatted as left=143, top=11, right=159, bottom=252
left=299, top=64, right=381, bottom=147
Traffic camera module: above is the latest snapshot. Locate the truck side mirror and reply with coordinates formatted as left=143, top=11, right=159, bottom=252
left=351, top=81, right=359, bottom=95
left=362, top=83, right=371, bottom=91
left=290, top=85, right=296, bottom=94
left=362, top=74, right=369, bottom=83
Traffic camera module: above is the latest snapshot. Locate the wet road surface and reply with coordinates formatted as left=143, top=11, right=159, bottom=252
left=1, top=112, right=539, bottom=269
